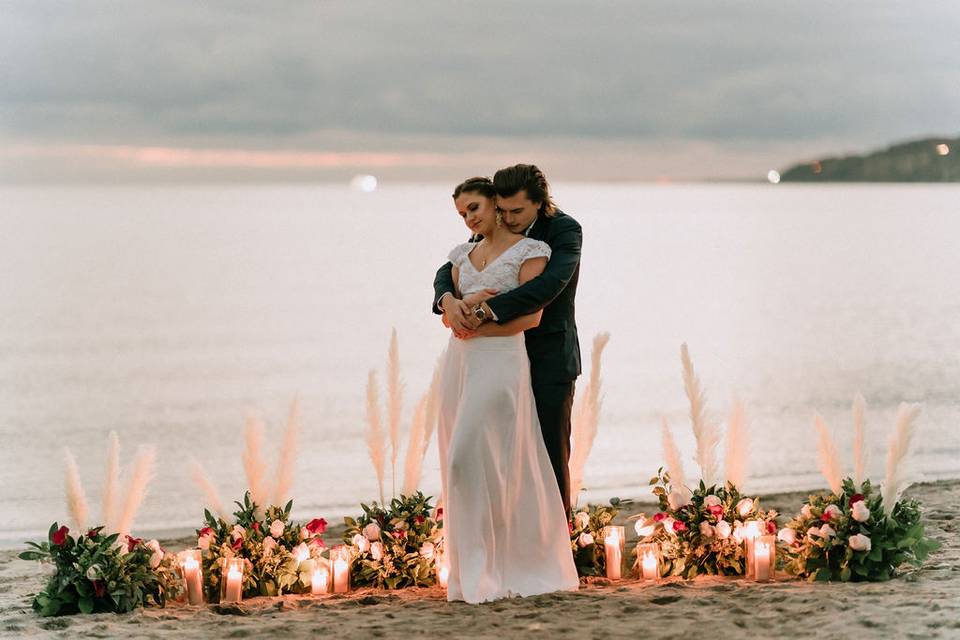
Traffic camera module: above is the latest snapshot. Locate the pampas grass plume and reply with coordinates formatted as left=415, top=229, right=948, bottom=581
left=882, top=402, right=922, bottom=517
left=387, top=329, right=404, bottom=498
left=102, top=431, right=120, bottom=530
left=242, top=411, right=269, bottom=512
left=63, top=448, right=89, bottom=531
left=852, top=393, right=867, bottom=488
left=814, top=413, right=843, bottom=495
left=680, top=343, right=720, bottom=485
left=661, top=416, right=686, bottom=489
left=724, top=398, right=749, bottom=487
left=191, top=459, right=228, bottom=521
left=402, top=393, right=429, bottom=495
left=569, top=332, right=610, bottom=506
left=366, top=369, right=387, bottom=504
left=115, top=445, right=155, bottom=537
left=273, top=395, right=301, bottom=506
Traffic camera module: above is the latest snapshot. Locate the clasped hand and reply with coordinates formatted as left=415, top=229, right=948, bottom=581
left=441, top=289, right=498, bottom=339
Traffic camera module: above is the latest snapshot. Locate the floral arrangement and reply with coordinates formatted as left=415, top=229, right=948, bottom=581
left=343, top=492, right=441, bottom=589
left=634, top=469, right=778, bottom=578
left=195, top=492, right=329, bottom=600
left=19, top=524, right=181, bottom=616
left=780, top=398, right=940, bottom=581
left=569, top=499, right=622, bottom=577
left=779, top=478, right=939, bottom=581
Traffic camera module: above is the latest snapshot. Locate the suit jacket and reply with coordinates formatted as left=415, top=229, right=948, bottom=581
left=432, top=209, right=582, bottom=385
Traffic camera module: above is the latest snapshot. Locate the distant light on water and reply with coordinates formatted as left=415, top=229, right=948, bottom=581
left=767, top=170, right=781, bottom=184
left=350, top=174, right=378, bottom=192
left=936, top=143, right=950, bottom=156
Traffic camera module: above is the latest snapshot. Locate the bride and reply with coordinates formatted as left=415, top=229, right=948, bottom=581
left=436, top=176, right=579, bottom=604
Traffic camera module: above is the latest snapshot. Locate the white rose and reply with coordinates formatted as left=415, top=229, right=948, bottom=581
left=577, top=532, right=595, bottom=548
left=819, top=524, right=836, bottom=538
left=574, top=511, right=591, bottom=530
left=634, top=519, right=655, bottom=538
left=823, top=504, right=842, bottom=520
left=262, top=536, right=277, bottom=557
left=801, top=504, right=813, bottom=519
left=806, top=526, right=822, bottom=539
left=699, top=521, right=715, bottom=538
left=269, top=519, right=285, bottom=538
left=732, top=521, right=745, bottom=542
left=231, top=525, right=245, bottom=541
left=370, top=541, right=384, bottom=561
left=198, top=534, right=211, bottom=551
left=777, top=528, right=797, bottom=545
left=662, top=517, right=677, bottom=536
left=150, top=550, right=163, bottom=569
left=848, top=533, right=872, bottom=552
left=715, top=520, right=732, bottom=539
left=704, top=494, right=722, bottom=508
left=352, top=533, right=370, bottom=553
left=363, top=523, right=382, bottom=541
left=146, top=539, right=162, bottom=554
left=85, top=564, right=101, bottom=581
left=736, top=498, right=754, bottom=517
left=420, top=541, right=435, bottom=560
left=667, top=487, right=692, bottom=511
left=851, top=501, right=871, bottom=523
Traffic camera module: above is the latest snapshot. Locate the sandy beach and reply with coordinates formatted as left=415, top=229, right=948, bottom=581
left=1, top=480, right=957, bottom=639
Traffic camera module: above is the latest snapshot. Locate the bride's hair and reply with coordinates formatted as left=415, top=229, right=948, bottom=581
left=452, top=176, right=496, bottom=199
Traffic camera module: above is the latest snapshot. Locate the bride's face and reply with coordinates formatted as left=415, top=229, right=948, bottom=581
left=454, top=192, right=497, bottom=237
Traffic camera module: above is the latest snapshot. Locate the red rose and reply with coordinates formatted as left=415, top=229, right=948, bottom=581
left=708, top=505, right=724, bottom=518
left=309, top=537, right=326, bottom=548
left=199, top=527, right=213, bottom=537
left=415, top=515, right=426, bottom=525
left=252, top=522, right=260, bottom=533
left=850, top=493, right=865, bottom=505
left=92, top=580, right=106, bottom=598
left=52, top=525, right=69, bottom=547
left=393, top=530, right=408, bottom=539
left=673, top=520, right=687, bottom=532
left=306, top=518, right=327, bottom=535
left=126, top=535, right=142, bottom=552
left=86, top=528, right=100, bottom=539
left=766, top=521, right=777, bottom=534
left=567, top=520, right=574, bottom=535
left=653, top=513, right=666, bottom=522
left=819, top=514, right=831, bottom=523
left=232, top=536, right=243, bottom=551
left=436, top=507, right=444, bottom=521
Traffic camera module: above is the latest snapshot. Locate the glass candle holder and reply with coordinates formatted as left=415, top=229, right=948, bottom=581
left=330, top=545, right=351, bottom=593
left=638, top=542, right=660, bottom=581
left=602, top=525, right=625, bottom=580
left=311, top=558, right=331, bottom=595
left=742, top=520, right=763, bottom=577
left=220, top=558, right=244, bottom=604
left=179, top=549, right=204, bottom=605
left=753, top=535, right=776, bottom=582
left=435, top=549, right=450, bottom=588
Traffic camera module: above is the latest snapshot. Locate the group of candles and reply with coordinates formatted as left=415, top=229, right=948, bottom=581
left=600, top=519, right=779, bottom=582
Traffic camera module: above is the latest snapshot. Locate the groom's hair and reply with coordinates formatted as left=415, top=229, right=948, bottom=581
left=452, top=176, right=496, bottom=199
left=493, top=164, right=556, bottom=217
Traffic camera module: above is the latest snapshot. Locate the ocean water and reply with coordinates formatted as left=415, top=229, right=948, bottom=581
left=1, top=183, right=958, bottom=547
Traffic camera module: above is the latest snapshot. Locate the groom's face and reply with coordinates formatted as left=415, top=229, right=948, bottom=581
left=496, top=191, right=540, bottom=234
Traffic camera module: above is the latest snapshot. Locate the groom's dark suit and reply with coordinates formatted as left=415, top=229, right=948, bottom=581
left=432, top=209, right=582, bottom=511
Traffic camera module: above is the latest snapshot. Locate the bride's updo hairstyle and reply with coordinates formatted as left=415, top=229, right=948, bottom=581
left=452, top=176, right=497, bottom=200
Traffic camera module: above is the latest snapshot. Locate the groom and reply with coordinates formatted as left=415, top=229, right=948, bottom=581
left=432, top=163, right=582, bottom=513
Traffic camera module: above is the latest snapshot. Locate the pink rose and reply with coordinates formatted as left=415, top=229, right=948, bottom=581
left=708, top=505, right=724, bottom=518
left=673, top=520, right=687, bottom=532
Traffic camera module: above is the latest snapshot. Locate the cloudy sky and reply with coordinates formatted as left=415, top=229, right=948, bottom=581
left=1, top=1, right=957, bottom=182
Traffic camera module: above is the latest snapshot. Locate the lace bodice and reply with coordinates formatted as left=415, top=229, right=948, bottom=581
left=447, top=237, right=552, bottom=297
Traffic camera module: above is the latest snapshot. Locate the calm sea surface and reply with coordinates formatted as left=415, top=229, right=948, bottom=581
left=1, top=183, right=958, bottom=547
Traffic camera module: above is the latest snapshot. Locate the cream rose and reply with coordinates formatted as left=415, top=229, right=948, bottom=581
left=634, top=519, right=655, bottom=538
left=231, top=525, right=246, bottom=541
left=703, top=494, right=722, bottom=508
left=363, top=522, right=382, bottom=541
left=262, top=535, right=277, bottom=557
left=352, top=533, right=370, bottom=553
left=699, top=521, right=715, bottom=538
left=574, top=511, right=591, bottom=530
left=715, top=520, right=732, bottom=539
left=851, top=501, right=871, bottom=523
left=800, top=504, right=813, bottom=519
left=777, top=528, right=797, bottom=545
left=736, top=498, right=754, bottom=517
left=85, top=564, right=101, bottom=581
left=823, top=504, right=842, bottom=520
left=269, top=519, right=285, bottom=538
left=370, top=541, right=384, bottom=561
left=848, top=533, right=872, bottom=552
left=577, top=532, right=595, bottom=547
left=819, top=524, right=836, bottom=538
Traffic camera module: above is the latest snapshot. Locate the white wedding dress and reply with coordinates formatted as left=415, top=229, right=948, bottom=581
left=437, top=237, right=579, bottom=604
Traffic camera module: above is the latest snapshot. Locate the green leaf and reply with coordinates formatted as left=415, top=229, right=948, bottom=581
left=78, top=596, right=94, bottom=614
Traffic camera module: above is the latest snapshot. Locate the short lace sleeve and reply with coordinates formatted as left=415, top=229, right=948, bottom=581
left=520, top=239, right=551, bottom=262
left=447, top=241, right=476, bottom=267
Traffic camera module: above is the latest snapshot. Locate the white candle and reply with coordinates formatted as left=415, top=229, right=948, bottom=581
left=743, top=520, right=762, bottom=577
left=437, top=562, right=450, bottom=588
left=754, top=541, right=771, bottom=581
left=182, top=554, right=204, bottom=605
left=311, top=567, right=329, bottom=595
left=333, top=558, right=350, bottom=593
left=604, top=533, right=622, bottom=579
left=224, top=564, right=243, bottom=603
left=641, top=550, right=658, bottom=580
